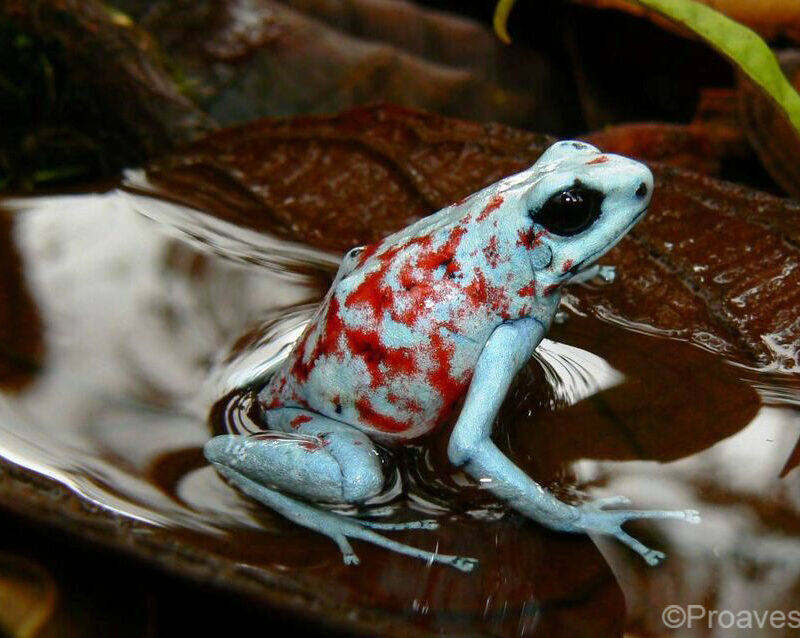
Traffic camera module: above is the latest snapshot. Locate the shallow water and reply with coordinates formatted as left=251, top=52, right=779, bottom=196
left=0, top=190, right=798, bottom=636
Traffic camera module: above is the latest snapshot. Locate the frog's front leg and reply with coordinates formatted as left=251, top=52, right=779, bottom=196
left=204, top=411, right=477, bottom=571
left=447, top=318, right=700, bottom=566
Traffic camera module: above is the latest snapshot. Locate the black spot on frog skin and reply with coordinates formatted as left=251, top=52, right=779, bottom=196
left=635, top=182, right=648, bottom=199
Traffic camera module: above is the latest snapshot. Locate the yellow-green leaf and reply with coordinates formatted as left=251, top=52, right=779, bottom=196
left=493, top=0, right=515, bottom=44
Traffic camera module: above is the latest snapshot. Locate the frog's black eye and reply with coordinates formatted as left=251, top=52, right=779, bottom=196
left=532, top=187, right=605, bottom=236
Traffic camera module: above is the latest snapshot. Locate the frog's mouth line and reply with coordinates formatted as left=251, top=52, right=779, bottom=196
left=566, top=206, right=648, bottom=277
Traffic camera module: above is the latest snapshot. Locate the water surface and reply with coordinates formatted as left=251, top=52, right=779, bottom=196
left=0, top=190, right=798, bottom=636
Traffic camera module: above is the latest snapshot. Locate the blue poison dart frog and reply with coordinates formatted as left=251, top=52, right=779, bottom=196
left=205, top=141, right=700, bottom=571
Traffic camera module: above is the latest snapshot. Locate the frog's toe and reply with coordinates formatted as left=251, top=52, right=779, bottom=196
left=334, top=535, right=360, bottom=566
left=597, top=265, right=616, bottom=283
left=683, top=509, right=702, bottom=524
left=573, top=500, right=700, bottom=566
left=343, top=553, right=360, bottom=566
left=611, top=527, right=669, bottom=566
left=643, top=549, right=666, bottom=566
left=450, top=556, right=479, bottom=573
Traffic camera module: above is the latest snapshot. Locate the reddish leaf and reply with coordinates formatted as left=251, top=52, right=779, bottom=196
left=582, top=90, right=755, bottom=179
left=140, top=105, right=800, bottom=367
left=738, top=50, right=800, bottom=199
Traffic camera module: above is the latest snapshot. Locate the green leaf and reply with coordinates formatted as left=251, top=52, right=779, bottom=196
left=493, top=0, right=800, bottom=136
left=493, top=0, right=515, bottom=45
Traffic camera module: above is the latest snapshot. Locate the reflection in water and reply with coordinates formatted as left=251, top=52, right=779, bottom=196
left=580, top=406, right=800, bottom=634
left=0, top=192, right=797, bottom=635
left=0, top=193, right=317, bottom=530
left=533, top=339, right=625, bottom=408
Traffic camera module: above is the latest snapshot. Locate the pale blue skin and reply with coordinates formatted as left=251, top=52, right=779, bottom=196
left=205, top=141, right=700, bottom=571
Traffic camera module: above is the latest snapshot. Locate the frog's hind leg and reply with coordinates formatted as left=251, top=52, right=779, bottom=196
left=204, top=410, right=476, bottom=571
left=212, top=464, right=476, bottom=571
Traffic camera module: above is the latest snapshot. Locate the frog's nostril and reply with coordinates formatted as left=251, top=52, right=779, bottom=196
left=635, top=182, right=648, bottom=199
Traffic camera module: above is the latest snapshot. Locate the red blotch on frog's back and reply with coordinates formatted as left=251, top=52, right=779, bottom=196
left=476, top=194, right=504, bottom=222
left=482, top=235, right=502, bottom=269
left=344, top=327, right=417, bottom=388
left=427, top=332, right=471, bottom=427
left=465, top=269, right=511, bottom=318
left=355, top=397, right=412, bottom=433
left=416, top=225, right=466, bottom=273
left=345, top=245, right=402, bottom=317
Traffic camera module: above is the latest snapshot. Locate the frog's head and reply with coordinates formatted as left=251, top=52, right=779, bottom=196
left=510, top=140, right=652, bottom=284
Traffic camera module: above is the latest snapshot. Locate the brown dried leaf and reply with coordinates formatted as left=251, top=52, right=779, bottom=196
left=582, top=89, right=755, bottom=178
left=126, top=0, right=570, bottom=131
left=738, top=50, right=800, bottom=199
left=140, top=105, right=800, bottom=367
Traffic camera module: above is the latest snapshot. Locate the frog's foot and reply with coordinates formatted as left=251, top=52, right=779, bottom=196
left=205, top=415, right=475, bottom=571
left=213, top=464, right=477, bottom=572
left=572, top=497, right=701, bottom=566
left=568, top=263, right=616, bottom=286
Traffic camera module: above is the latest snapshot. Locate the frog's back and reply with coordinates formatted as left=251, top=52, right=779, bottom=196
left=261, top=188, right=543, bottom=441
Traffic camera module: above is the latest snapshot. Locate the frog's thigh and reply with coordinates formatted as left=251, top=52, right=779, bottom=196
left=204, top=410, right=383, bottom=504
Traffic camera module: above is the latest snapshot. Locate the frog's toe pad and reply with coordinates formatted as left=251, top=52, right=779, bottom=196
left=343, top=552, right=360, bottom=566
left=683, top=509, right=702, bottom=524
left=598, top=265, right=616, bottom=283
left=643, top=549, right=666, bottom=566
left=450, top=556, right=479, bottom=573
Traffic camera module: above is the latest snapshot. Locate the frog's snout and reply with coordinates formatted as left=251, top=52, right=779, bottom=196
left=630, top=164, right=654, bottom=211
